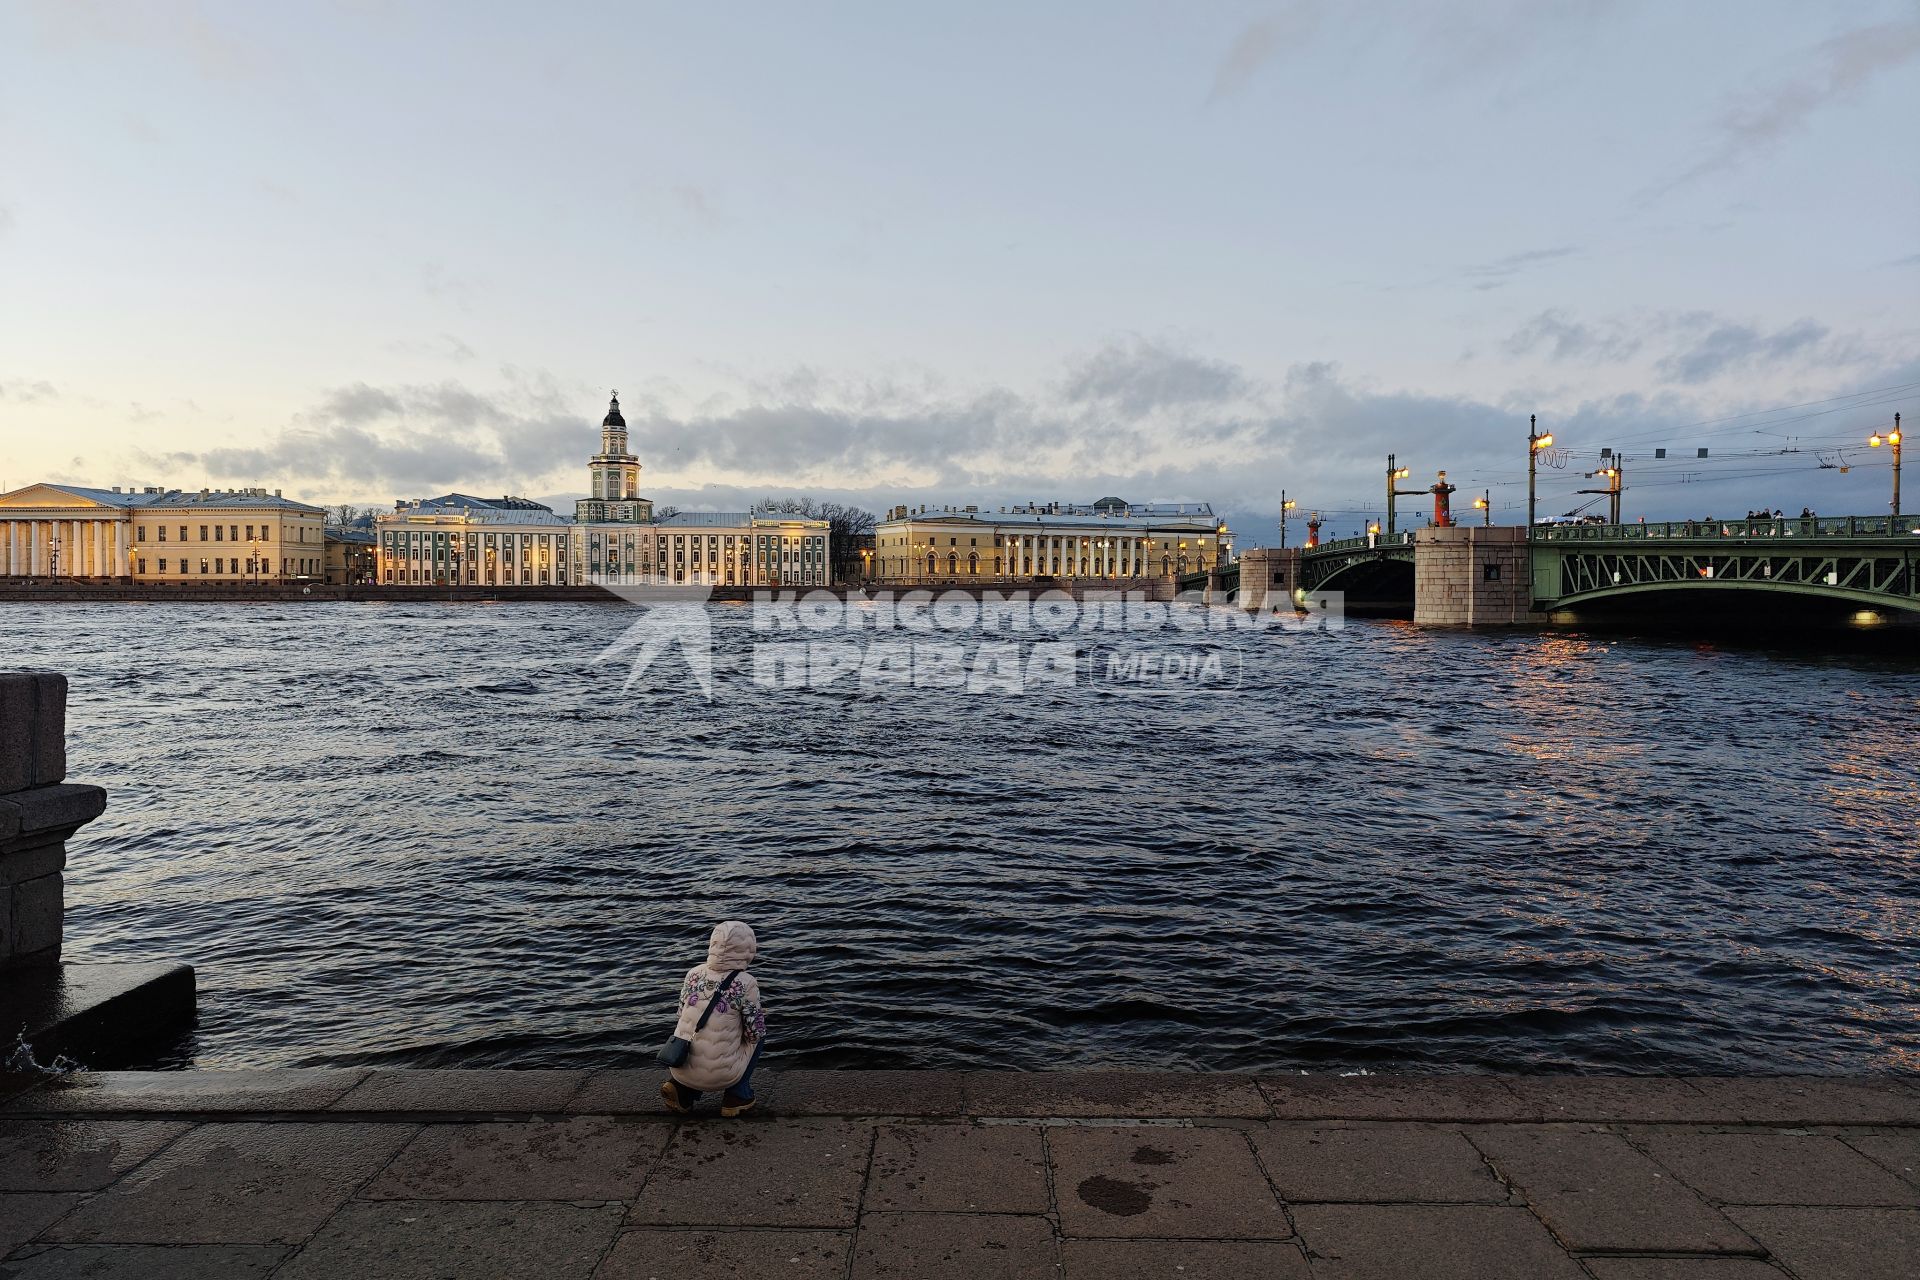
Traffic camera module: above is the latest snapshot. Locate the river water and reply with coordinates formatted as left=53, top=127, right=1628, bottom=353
left=8, top=599, right=1918, bottom=1074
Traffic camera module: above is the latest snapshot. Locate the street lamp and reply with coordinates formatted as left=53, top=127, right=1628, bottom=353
left=1279, top=492, right=1297, bottom=548
left=1385, top=456, right=1416, bottom=534
left=1868, top=413, right=1902, bottom=517
left=1473, top=491, right=1491, bottom=527
left=1527, top=415, right=1555, bottom=533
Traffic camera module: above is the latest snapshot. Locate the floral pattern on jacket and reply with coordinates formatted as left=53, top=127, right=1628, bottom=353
left=679, top=968, right=766, bottom=1042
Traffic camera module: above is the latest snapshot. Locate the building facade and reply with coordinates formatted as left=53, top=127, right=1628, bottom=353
left=576, top=510, right=831, bottom=588
left=324, top=527, right=377, bottom=585
left=375, top=494, right=573, bottom=586
left=870, top=499, right=1232, bottom=583
left=0, top=484, right=326, bottom=580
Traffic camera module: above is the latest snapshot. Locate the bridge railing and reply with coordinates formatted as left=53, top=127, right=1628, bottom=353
left=1309, top=532, right=1417, bottom=555
left=1533, top=515, right=1920, bottom=542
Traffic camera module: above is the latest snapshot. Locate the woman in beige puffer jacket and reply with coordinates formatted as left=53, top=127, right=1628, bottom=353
left=661, top=920, right=766, bottom=1116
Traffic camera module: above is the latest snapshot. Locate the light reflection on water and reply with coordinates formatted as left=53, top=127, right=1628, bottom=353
left=6, top=600, right=1918, bottom=1074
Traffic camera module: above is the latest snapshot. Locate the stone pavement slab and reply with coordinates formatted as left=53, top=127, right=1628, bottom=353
left=4, top=1071, right=367, bottom=1115
left=965, top=1071, right=1269, bottom=1118
left=1059, top=1238, right=1311, bottom=1278
left=594, top=1228, right=849, bottom=1279
left=330, top=1068, right=588, bottom=1114
left=362, top=1116, right=673, bottom=1201
left=0, top=1244, right=288, bottom=1279
left=1637, top=1130, right=1918, bottom=1206
left=1723, top=1205, right=1920, bottom=1280
left=565, top=1070, right=676, bottom=1116
left=1049, top=1126, right=1290, bottom=1239
left=629, top=1118, right=871, bottom=1228
left=1580, top=1259, right=1788, bottom=1279
left=1845, top=1131, right=1920, bottom=1188
left=39, top=1122, right=412, bottom=1245
left=1505, top=1076, right=1727, bottom=1123
left=1260, top=1074, right=1537, bottom=1122
left=1253, top=1125, right=1508, bottom=1203
left=0, top=1121, right=187, bottom=1191
left=1677, top=1077, right=1920, bottom=1126
left=1291, top=1203, right=1587, bottom=1280
left=1469, top=1126, right=1757, bottom=1254
left=864, top=1123, right=1048, bottom=1213
left=851, top=1212, right=1057, bottom=1280
left=764, top=1070, right=967, bottom=1116
left=272, top=1200, right=626, bottom=1280
left=0, top=1195, right=81, bottom=1254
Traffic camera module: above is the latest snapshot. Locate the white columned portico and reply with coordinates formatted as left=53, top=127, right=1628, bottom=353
left=94, top=522, right=108, bottom=576
left=114, top=522, right=128, bottom=576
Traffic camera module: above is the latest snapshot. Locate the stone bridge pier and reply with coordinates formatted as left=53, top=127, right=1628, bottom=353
left=0, top=672, right=195, bottom=1065
left=1411, top=526, right=1546, bottom=627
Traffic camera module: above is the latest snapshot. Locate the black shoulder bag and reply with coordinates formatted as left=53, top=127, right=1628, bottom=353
left=657, top=970, right=740, bottom=1067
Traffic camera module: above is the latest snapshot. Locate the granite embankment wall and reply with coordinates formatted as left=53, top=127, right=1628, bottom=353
left=0, top=580, right=1179, bottom=604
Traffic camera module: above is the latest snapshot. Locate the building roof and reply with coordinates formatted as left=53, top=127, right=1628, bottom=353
left=0, top=483, right=324, bottom=512
left=384, top=493, right=572, bottom=526
left=324, top=527, right=377, bottom=545
left=880, top=501, right=1224, bottom=532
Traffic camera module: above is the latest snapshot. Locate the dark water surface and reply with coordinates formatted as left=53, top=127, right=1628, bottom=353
left=7, top=601, right=1918, bottom=1074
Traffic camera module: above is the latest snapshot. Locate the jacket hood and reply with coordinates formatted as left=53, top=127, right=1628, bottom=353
left=706, top=920, right=757, bottom=972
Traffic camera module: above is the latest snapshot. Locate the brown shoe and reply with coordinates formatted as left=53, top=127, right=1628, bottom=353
left=719, top=1093, right=757, bottom=1117
left=659, top=1080, right=691, bottom=1114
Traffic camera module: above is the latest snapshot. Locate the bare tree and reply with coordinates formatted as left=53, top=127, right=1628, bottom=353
left=326, top=503, right=371, bottom=528
left=759, top=497, right=876, bottom=581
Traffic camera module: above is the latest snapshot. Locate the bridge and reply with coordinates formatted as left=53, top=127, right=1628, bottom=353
left=1217, top=514, right=1920, bottom=626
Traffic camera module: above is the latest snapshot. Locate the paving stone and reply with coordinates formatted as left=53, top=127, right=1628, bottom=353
left=764, top=1070, right=966, bottom=1116
left=40, top=1122, right=413, bottom=1245
left=865, top=1123, right=1048, bottom=1213
left=0, top=1194, right=81, bottom=1252
left=274, top=1200, right=625, bottom=1280
left=566, top=1070, right=676, bottom=1115
left=1469, top=1127, right=1755, bottom=1253
left=966, top=1072, right=1268, bottom=1118
left=1676, top=1077, right=1920, bottom=1125
left=850, top=1212, right=1057, bottom=1280
left=1253, top=1125, right=1507, bottom=1203
left=1638, top=1131, right=1918, bottom=1206
left=0, top=1244, right=288, bottom=1278
left=1059, top=1238, right=1311, bottom=1279
left=0, top=1120, right=189, bottom=1191
left=1581, top=1259, right=1788, bottom=1280
left=1504, top=1076, right=1727, bottom=1123
left=1048, top=1126, right=1289, bottom=1239
left=629, top=1119, right=871, bottom=1228
left=594, top=1228, right=850, bottom=1279
left=4, top=1071, right=367, bottom=1115
left=1259, top=1075, right=1537, bottom=1122
left=1845, top=1131, right=1920, bottom=1189
left=1291, top=1204, right=1585, bottom=1280
left=362, top=1116, right=672, bottom=1200
left=330, top=1069, right=588, bottom=1113
left=1724, top=1205, right=1920, bottom=1280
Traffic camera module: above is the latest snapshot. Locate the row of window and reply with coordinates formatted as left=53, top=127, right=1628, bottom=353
left=135, top=557, right=319, bottom=576
left=135, top=523, right=313, bottom=543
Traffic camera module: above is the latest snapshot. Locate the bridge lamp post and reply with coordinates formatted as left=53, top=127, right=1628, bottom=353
left=1279, top=493, right=1296, bottom=548
left=1868, top=413, right=1901, bottom=518
left=1385, top=456, right=1415, bottom=534
left=1473, top=492, right=1491, bottom=527
left=1526, top=415, right=1555, bottom=534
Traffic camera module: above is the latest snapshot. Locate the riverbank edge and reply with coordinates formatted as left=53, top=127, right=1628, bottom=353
left=4, top=1068, right=1917, bottom=1125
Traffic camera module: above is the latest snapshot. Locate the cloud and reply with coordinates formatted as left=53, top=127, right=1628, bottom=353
left=1207, top=4, right=1321, bottom=102
left=420, top=263, right=480, bottom=311
left=0, top=379, right=59, bottom=403
left=1505, top=310, right=1642, bottom=363
left=1657, top=19, right=1920, bottom=193
left=1059, top=338, right=1252, bottom=415
left=1463, top=245, right=1579, bottom=286
left=1655, top=317, right=1832, bottom=385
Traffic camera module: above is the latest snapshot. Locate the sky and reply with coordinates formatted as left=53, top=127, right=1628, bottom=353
left=2, top=0, right=1916, bottom=541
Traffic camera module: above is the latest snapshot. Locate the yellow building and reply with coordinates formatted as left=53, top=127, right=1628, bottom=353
left=0, top=484, right=326, bottom=581
left=871, top=498, right=1233, bottom=583
left=376, top=494, right=573, bottom=586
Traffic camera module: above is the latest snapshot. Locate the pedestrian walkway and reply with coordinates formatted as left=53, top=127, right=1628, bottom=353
left=0, top=1070, right=1916, bottom=1278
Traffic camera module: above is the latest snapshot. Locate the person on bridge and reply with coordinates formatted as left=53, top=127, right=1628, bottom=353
left=660, top=919, right=767, bottom=1117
